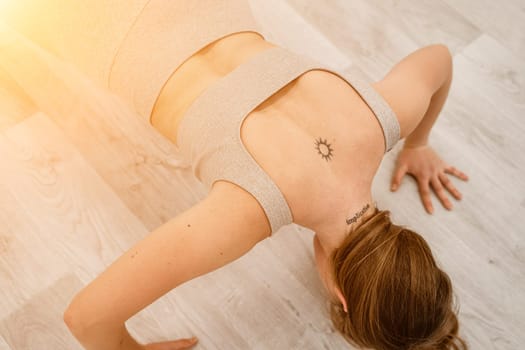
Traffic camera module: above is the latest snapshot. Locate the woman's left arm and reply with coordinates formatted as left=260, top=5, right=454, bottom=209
left=64, top=182, right=271, bottom=349
left=374, top=45, right=468, bottom=213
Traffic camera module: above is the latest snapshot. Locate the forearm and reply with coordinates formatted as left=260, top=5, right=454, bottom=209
left=404, top=67, right=452, bottom=148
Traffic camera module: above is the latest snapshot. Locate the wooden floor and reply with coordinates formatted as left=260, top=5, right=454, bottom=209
left=0, top=0, right=524, bottom=349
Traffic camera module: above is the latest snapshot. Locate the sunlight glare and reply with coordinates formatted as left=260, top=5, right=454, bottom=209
left=0, top=0, right=12, bottom=18
left=0, top=0, right=9, bottom=10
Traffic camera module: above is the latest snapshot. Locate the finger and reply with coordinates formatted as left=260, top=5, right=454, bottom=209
left=173, top=338, right=199, bottom=350
left=438, top=173, right=462, bottom=200
left=431, top=176, right=453, bottom=210
left=391, top=164, right=408, bottom=191
left=416, top=178, right=434, bottom=214
left=445, top=166, right=469, bottom=181
left=147, top=338, right=198, bottom=350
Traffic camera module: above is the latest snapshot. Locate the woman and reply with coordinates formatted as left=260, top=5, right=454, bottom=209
left=48, top=1, right=470, bottom=349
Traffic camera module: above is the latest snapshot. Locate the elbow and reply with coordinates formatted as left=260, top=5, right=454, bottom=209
left=64, top=296, right=125, bottom=345
left=432, top=43, right=453, bottom=76
left=432, top=43, right=452, bottom=57
left=63, top=296, right=102, bottom=342
left=63, top=300, right=88, bottom=340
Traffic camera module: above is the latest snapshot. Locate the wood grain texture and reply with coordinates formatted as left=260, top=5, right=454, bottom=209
left=249, top=0, right=351, bottom=70
left=0, top=22, right=207, bottom=230
left=442, top=0, right=525, bottom=59
left=0, top=113, right=147, bottom=318
left=0, top=275, right=84, bottom=350
left=0, top=67, right=35, bottom=132
left=0, top=1, right=524, bottom=349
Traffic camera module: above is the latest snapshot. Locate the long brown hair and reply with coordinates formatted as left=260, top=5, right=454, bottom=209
left=329, top=208, right=467, bottom=349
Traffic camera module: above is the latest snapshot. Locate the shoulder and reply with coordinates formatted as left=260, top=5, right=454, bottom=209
left=206, top=180, right=273, bottom=240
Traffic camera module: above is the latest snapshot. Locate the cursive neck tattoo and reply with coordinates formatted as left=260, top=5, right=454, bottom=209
left=346, top=203, right=371, bottom=225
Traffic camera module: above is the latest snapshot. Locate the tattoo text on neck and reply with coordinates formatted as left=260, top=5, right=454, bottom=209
left=346, top=203, right=371, bottom=225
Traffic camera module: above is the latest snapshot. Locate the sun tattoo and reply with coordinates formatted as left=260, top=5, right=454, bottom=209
left=314, top=137, right=334, bottom=161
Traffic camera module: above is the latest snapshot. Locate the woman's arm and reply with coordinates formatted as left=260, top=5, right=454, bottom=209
left=373, top=44, right=453, bottom=143
left=373, top=44, right=469, bottom=213
left=64, top=181, right=271, bottom=350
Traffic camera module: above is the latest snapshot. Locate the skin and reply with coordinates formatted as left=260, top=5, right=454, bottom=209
left=64, top=32, right=468, bottom=349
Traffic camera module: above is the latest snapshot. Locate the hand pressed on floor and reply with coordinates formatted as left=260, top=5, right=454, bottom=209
left=390, top=144, right=469, bottom=214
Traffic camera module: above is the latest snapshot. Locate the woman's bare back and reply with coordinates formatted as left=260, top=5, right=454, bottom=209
left=151, top=32, right=385, bottom=230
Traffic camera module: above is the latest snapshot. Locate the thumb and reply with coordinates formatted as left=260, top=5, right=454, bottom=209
left=391, top=164, right=407, bottom=191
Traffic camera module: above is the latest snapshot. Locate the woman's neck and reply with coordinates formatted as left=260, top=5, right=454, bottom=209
left=313, top=194, right=377, bottom=253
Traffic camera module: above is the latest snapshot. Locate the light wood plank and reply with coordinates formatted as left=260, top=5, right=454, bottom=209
left=0, top=22, right=207, bottom=230
left=249, top=0, right=351, bottom=70
left=286, top=0, right=420, bottom=80
left=0, top=173, right=71, bottom=320
left=454, top=34, right=525, bottom=132
left=0, top=67, right=36, bottom=131
left=0, top=113, right=145, bottom=316
left=0, top=274, right=84, bottom=350
left=366, top=0, right=480, bottom=51
left=442, top=0, right=525, bottom=59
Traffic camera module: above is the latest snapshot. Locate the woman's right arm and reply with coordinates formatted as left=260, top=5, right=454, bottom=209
left=373, top=44, right=469, bottom=213
left=64, top=181, right=272, bottom=350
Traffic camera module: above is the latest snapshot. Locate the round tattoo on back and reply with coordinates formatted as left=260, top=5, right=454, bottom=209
left=314, top=137, right=334, bottom=161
